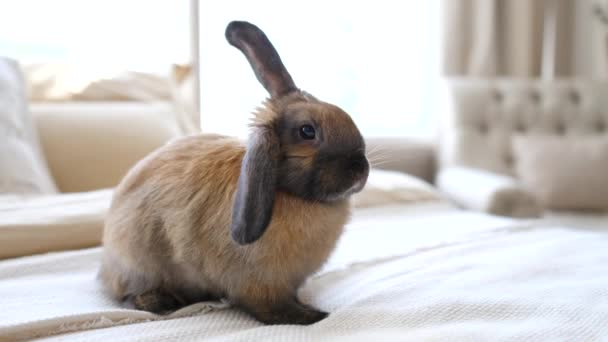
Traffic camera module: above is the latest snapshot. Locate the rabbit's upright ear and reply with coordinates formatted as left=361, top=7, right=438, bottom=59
left=226, top=21, right=297, bottom=98
left=231, top=128, right=280, bottom=245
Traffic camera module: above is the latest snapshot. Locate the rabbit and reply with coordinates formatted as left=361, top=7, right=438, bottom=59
left=99, top=20, right=369, bottom=325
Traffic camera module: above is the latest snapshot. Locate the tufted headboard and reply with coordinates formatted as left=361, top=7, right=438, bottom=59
left=439, top=78, right=608, bottom=176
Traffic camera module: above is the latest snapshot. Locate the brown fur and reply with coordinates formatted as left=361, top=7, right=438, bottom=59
left=100, top=21, right=366, bottom=325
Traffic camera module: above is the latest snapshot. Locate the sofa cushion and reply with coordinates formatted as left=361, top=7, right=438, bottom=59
left=32, top=102, right=182, bottom=193
left=0, top=57, right=58, bottom=194
left=513, top=135, right=608, bottom=211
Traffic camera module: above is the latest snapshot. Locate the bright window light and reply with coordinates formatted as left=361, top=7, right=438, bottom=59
left=200, top=0, right=441, bottom=138
left=0, top=0, right=190, bottom=74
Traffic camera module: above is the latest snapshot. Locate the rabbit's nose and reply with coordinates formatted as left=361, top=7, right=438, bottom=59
left=349, top=154, right=369, bottom=174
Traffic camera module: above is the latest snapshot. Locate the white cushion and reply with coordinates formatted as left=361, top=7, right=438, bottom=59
left=0, top=57, right=57, bottom=194
left=437, top=166, right=543, bottom=218
left=352, top=169, right=444, bottom=208
left=22, top=63, right=172, bottom=102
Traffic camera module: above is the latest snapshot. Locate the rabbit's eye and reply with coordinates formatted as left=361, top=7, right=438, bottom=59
left=299, top=125, right=316, bottom=140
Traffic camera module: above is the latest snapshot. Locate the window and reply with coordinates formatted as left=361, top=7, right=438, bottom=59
left=0, top=0, right=191, bottom=74
left=200, top=0, right=441, bottom=138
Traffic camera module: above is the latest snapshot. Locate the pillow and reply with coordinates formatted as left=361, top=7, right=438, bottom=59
left=22, top=62, right=172, bottom=102
left=352, top=168, right=443, bottom=208
left=168, top=64, right=199, bottom=134
left=513, top=135, right=608, bottom=211
left=0, top=57, right=58, bottom=194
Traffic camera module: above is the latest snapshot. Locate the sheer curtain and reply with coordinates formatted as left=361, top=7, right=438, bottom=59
left=199, top=0, right=441, bottom=138
left=440, top=0, right=597, bottom=79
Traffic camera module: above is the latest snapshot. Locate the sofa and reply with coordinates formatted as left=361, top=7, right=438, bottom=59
left=0, top=56, right=188, bottom=258
left=0, top=101, right=185, bottom=258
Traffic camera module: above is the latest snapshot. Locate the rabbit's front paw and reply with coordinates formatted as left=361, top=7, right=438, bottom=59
left=243, top=298, right=329, bottom=325
left=132, top=289, right=185, bottom=314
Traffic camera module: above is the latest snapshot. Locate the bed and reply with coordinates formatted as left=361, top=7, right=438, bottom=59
left=2, top=182, right=607, bottom=341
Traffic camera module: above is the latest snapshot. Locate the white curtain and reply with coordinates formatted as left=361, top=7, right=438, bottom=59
left=199, top=0, right=442, bottom=138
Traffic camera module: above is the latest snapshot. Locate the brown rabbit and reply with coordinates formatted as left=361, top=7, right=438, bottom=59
left=99, top=21, right=369, bottom=325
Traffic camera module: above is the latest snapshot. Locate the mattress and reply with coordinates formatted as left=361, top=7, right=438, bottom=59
left=1, top=201, right=607, bottom=341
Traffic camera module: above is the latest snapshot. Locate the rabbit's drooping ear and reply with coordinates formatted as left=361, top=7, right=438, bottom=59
left=226, top=21, right=297, bottom=98
left=231, top=128, right=280, bottom=245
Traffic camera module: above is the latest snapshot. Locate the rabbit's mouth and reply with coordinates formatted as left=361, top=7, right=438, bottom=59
left=323, top=175, right=368, bottom=202
left=279, top=151, right=369, bottom=203
left=322, top=153, right=370, bottom=202
left=348, top=178, right=367, bottom=194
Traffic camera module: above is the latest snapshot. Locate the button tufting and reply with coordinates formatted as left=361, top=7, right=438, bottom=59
left=569, top=91, right=580, bottom=104
left=597, top=120, right=605, bottom=133
left=530, top=91, right=541, bottom=103
left=478, top=121, right=489, bottom=134
left=515, top=121, right=526, bottom=132
left=555, top=122, right=566, bottom=135
left=492, top=89, right=503, bottom=103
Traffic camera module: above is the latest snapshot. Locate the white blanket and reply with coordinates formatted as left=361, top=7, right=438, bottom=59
left=1, top=203, right=608, bottom=341
left=0, top=190, right=111, bottom=259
